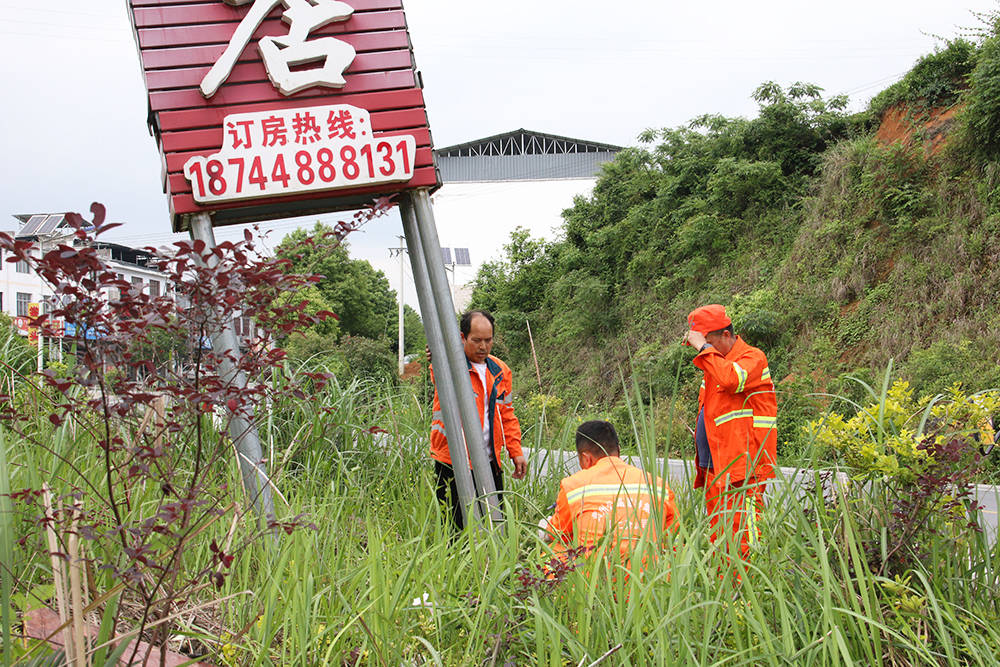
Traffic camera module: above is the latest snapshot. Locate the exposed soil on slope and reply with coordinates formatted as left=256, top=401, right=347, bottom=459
left=875, top=102, right=962, bottom=156
left=401, top=359, right=423, bottom=380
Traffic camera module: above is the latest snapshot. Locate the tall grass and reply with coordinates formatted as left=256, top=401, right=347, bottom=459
left=4, top=364, right=1000, bottom=665
left=1, top=428, right=14, bottom=666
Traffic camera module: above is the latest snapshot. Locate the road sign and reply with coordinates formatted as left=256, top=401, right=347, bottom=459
left=127, top=0, right=440, bottom=231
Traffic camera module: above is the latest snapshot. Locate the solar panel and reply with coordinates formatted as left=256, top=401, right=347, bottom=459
left=454, top=248, right=471, bottom=266
left=37, top=214, right=64, bottom=235
left=18, top=215, right=47, bottom=236
left=440, top=247, right=453, bottom=265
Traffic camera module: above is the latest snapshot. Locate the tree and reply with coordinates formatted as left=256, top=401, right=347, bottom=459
left=275, top=222, right=424, bottom=376
left=276, top=222, right=400, bottom=342
left=402, top=304, right=425, bottom=357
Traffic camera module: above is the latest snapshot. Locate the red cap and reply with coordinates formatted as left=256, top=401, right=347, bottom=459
left=687, top=304, right=731, bottom=334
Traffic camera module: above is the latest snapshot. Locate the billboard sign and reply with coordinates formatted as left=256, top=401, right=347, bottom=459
left=127, top=0, right=439, bottom=230
left=63, top=322, right=101, bottom=341
left=17, top=307, right=66, bottom=341
left=26, top=303, right=40, bottom=345
left=184, top=104, right=415, bottom=203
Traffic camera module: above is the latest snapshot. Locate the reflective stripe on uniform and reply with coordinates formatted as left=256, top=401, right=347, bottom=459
left=732, top=362, right=748, bottom=393
left=498, top=393, right=513, bottom=405
left=752, top=415, right=777, bottom=429
left=714, top=409, right=752, bottom=426
left=761, top=366, right=771, bottom=382
left=431, top=423, right=447, bottom=437
left=565, top=482, right=651, bottom=505
left=432, top=410, right=443, bottom=423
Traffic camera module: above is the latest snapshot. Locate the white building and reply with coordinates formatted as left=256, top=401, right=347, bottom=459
left=2, top=213, right=168, bottom=334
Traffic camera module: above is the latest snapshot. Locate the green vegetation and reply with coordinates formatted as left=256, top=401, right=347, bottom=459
left=5, top=365, right=1000, bottom=664
left=471, top=19, right=1000, bottom=466
left=275, top=222, right=424, bottom=377
left=867, top=39, right=977, bottom=119
left=6, top=8, right=1000, bottom=666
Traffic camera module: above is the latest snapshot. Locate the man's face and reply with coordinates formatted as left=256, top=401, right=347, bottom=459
left=704, top=329, right=735, bottom=355
left=462, top=314, right=493, bottom=363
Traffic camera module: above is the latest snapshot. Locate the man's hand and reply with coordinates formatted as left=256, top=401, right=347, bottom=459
left=511, top=455, right=527, bottom=480
left=684, top=329, right=707, bottom=350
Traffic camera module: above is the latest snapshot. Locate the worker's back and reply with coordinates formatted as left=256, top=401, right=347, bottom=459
left=552, top=456, right=677, bottom=565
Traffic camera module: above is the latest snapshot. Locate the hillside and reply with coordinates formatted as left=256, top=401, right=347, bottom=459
left=469, top=31, right=1000, bottom=458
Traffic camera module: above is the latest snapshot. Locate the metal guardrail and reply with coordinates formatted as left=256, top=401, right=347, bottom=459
left=522, top=447, right=1000, bottom=543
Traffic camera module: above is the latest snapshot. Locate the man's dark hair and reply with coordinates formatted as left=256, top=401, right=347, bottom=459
left=709, top=323, right=735, bottom=337
left=575, top=420, right=620, bottom=458
left=460, top=309, right=495, bottom=336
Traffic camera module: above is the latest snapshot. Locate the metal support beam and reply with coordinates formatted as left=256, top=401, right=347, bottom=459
left=188, top=213, right=276, bottom=524
left=399, top=197, right=478, bottom=526
left=405, top=189, right=502, bottom=525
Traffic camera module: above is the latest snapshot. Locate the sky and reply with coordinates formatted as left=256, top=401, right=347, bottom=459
left=1, top=0, right=996, bottom=306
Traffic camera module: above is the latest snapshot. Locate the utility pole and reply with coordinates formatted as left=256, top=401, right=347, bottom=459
left=397, top=236, right=405, bottom=376
left=448, top=260, right=456, bottom=307
left=440, top=247, right=471, bottom=314
left=389, top=239, right=408, bottom=376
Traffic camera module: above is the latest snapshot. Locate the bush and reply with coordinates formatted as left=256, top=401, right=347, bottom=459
left=337, top=335, right=396, bottom=384
left=806, top=375, right=1000, bottom=574
left=903, top=339, right=1000, bottom=395
left=0, top=203, right=327, bottom=664
left=963, top=37, right=1000, bottom=162
left=518, top=393, right=569, bottom=448
left=868, top=40, right=977, bottom=118
left=707, top=158, right=786, bottom=217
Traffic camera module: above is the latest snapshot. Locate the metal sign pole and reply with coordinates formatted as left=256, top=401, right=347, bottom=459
left=407, top=189, right=502, bottom=524
left=188, top=213, right=276, bottom=525
left=399, top=197, right=479, bottom=526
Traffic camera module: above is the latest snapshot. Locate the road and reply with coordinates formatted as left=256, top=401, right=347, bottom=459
left=523, top=447, right=1000, bottom=543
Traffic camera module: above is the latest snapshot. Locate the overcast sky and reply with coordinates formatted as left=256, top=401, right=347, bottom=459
left=1, top=1, right=996, bottom=305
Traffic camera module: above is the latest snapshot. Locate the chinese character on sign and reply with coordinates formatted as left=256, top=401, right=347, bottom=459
left=292, top=112, right=322, bottom=144
left=327, top=108, right=356, bottom=139
left=183, top=103, right=417, bottom=204
left=201, top=0, right=357, bottom=98
left=261, top=116, right=289, bottom=146
left=227, top=119, right=256, bottom=149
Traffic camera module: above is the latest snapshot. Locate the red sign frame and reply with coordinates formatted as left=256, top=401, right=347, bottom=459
left=127, top=0, right=440, bottom=231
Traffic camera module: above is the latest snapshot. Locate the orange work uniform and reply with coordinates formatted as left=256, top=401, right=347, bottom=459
left=546, top=456, right=677, bottom=568
left=693, top=336, right=777, bottom=560
left=429, top=354, right=523, bottom=467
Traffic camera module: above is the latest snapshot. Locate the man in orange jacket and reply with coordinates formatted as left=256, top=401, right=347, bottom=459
left=539, top=420, right=677, bottom=568
left=684, top=304, right=777, bottom=561
left=430, top=310, right=526, bottom=530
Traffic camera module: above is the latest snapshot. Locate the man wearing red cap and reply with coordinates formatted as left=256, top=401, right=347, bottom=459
left=683, top=304, right=777, bottom=562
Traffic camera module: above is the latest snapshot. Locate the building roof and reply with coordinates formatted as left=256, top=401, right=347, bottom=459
left=434, top=129, right=623, bottom=182
left=435, top=128, right=622, bottom=158
left=9, top=214, right=157, bottom=270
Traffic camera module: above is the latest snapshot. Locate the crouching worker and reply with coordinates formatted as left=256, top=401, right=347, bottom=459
left=539, top=420, right=678, bottom=571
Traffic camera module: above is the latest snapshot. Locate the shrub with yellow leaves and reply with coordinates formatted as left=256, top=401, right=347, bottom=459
left=805, top=371, right=1000, bottom=577
left=807, top=379, right=999, bottom=483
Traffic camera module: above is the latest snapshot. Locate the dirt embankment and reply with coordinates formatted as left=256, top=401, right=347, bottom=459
left=874, top=102, right=962, bottom=156
left=401, top=359, right=423, bottom=380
